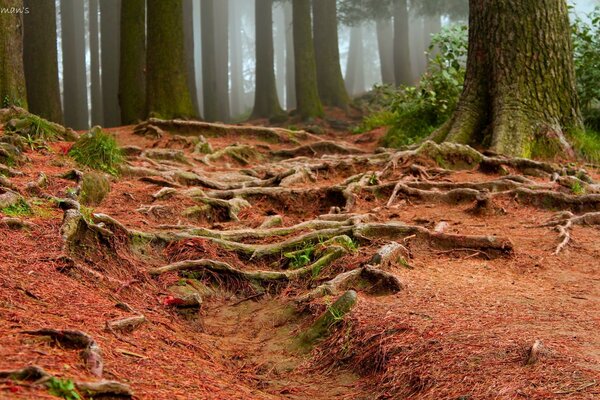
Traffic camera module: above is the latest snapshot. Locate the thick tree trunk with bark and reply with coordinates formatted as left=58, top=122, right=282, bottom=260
left=100, top=0, right=121, bottom=127
left=312, top=0, right=349, bottom=109
left=252, top=0, right=284, bottom=119
left=146, top=0, right=196, bottom=119
left=376, top=18, right=395, bottom=86
left=393, top=0, right=412, bottom=86
left=292, top=0, right=323, bottom=120
left=0, top=0, right=26, bottom=108
left=23, top=0, right=61, bottom=122
left=119, top=0, right=146, bottom=124
left=434, top=0, right=582, bottom=158
left=61, top=0, right=88, bottom=129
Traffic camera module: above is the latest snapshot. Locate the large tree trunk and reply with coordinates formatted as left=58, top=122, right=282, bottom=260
left=89, top=0, right=103, bottom=126
left=312, top=0, right=349, bottom=109
left=393, top=0, right=412, bottom=86
left=434, top=0, right=582, bottom=158
left=292, top=0, right=323, bottom=119
left=23, top=0, right=62, bottom=122
left=146, top=0, right=195, bottom=119
left=100, top=0, right=121, bottom=127
left=251, top=0, right=284, bottom=119
left=119, top=0, right=146, bottom=124
left=376, top=18, right=395, bottom=86
left=0, top=0, right=26, bottom=109
left=284, top=2, right=296, bottom=110
left=183, top=0, right=200, bottom=117
left=61, top=0, right=88, bottom=129
left=201, top=0, right=218, bottom=121
left=274, top=4, right=286, bottom=110
left=214, top=0, right=230, bottom=122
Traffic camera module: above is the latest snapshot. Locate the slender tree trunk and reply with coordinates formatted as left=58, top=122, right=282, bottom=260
left=146, top=0, right=195, bottom=119
left=274, top=4, right=286, bottom=108
left=61, top=0, right=88, bottom=129
left=251, top=0, right=284, bottom=119
left=284, top=1, right=296, bottom=110
left=119, top=0, right=146, bottom=124
left=23, top=0, right=62, bottom=122
left=214, top=0, right=230, bottom=121
left=229, top=0, right=244, bottom=118
left=376, top=18, right=395, bottom=86
left=434, top=0, right=582, bottom=158
left=393, top=0, right=412, bottom=86
left=100, top=0, right=121, bottom=127
left=89, top=0, right=103, bottom=126
left=183, top=0, right=200, bottom=117
left=409, top=15, right=427, bottom=81
left=312, top=0, right=349, bottom=109
left=292, top=0, right=323, bottom=119
left=345, top=26, right=365, bottom=96
left=201, top=0, right=218, bottom=121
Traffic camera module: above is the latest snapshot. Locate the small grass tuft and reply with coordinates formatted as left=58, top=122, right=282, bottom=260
left=1, top=198, right=32, bottom=217
left=68, top=126, right=123, bottom=175
left=570, top=129, right=600, bottom=163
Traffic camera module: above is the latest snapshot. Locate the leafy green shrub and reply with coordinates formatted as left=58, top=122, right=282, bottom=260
left=46, top=377, right=80, bottom=400
left=363, top=24, right=468, bottom=147
left=68, top=126, right=123, bottom=175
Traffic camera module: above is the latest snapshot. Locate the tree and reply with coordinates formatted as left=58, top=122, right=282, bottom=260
left=284, top=2, right=296, bottom=110
left=89, top=0, right=103, bottom=126
left=376, top=17, right=395, bottom=85
left=61, top=0, right=88, bottom=129
left=432, top=0, right=582, bottom=157
left=252, top=0, right=284, bottom=119
left=119, top=0, right=146, bottom=124
left=393, top=0, right=412, bottom=86
left=292, top=0, right=323, bottom=119
left=146, top=0, right=195, bottom=119
left=23, top=0, right=62, bottom=122
left=201, top=0, right=218, bottom=121
left=100, top=0, right=121, bottom=127
left=183, top=0, right=200, bottom=117
left=312, top=0, right=349, bottom=109
left=214, top=0, right=231, bottom=121
left=345, top=25, right=365, bottom=96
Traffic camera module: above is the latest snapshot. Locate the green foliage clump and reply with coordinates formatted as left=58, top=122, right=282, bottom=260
left=46, top=377, right=80, bottom=400
left=572, top=6, right=600, bottom=131
left=359, top=24, right=467, bottom=148
left=1, top=198, right=32, bottom=217
left=6, top=114, right=61, bottom=141
left=284, top=246, right=315, bottom=269
left=570, top=129, right=600, bottom=163
left=68, top=127, right=123, bottom=175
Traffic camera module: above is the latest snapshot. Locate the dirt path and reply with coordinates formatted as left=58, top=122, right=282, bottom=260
left=0, top=117, right=599, bottom=399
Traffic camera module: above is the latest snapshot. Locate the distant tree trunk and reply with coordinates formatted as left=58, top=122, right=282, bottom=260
left=229, top=0, right=244, bottom=118
left=214, top=0, right=230, bottom=121
left=100, top=0, right=121, bottom=127
left=433, top=0, right=582, bottom=158
left=252, top=0, right=284, bottom=119
left=292, top=0, right=323, bottom=119
left=119, top=0, right=146, bottom=124
left=89, top=0, right=103, bottom=126
left=183, top=0, right=200, bottom=117
left=312, top=0, right=349, bottom=109
left=345, top=26, right=365, bottom=96
left=284, top=2, right=296, bottom=110
left=376, top=18, right=395, bottom=86
left=274, top=4, right=286, bottom=107
left=424, top=13, right=441, bottom=64
left=410, top=15, right=427, bottom=81
left=23, top=0, right=62, bottom=122
left=146, top=0, right=195, bottom=119
left=61, top=0, right=88, bottom=129
left=393, top=0, right=412, bottom=86
left=201, top=0, right=218, bottom=121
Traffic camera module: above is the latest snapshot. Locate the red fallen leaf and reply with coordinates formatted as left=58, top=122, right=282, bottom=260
left=8, top=385, right=21, bottom=393
left=162, top=296, right=186, bottom=306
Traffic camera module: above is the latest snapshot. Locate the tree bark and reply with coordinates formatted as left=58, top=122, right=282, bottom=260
left=376, top=17, right=395, bottom=86
left=214, top=0, right=230, bottom=122
left=23, top=0, right=62, bottom=122
left=393, top=0, right=412, bottom=86
left=312, top=0, right=349, bottom=109
left=251, top=0, right=284, bottom=119
left=146, top=0, right=196, bottom=119
left=274, top=4, right=286, bottom=110
left=89, top=0, right=103, bottom=126
left=201, top=0, right=218, bottom=121
left=292, top=0, right=323, bottom=119
left=229, top=0, right=244, bottom=118
left=100, top=0, right=121, bottom=127
left=61, top=0, right=88, bottom=129
left=434, top=0, right=583, bottom=158
left=183, top=0, right=200, bottom=117
left=0, top=0, right=26, bottom=109
left=119, top=0, right=146, bottom=124
left=284, top=2, right=296, bottom=110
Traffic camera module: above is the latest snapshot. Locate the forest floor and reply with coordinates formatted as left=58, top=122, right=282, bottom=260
left=0, top=114, right=599, bottom=399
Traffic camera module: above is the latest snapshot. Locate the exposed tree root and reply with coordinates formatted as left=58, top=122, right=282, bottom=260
left=536, top=211, right=600, bottom=254
left=105, top=315, right=146, bottom=333
left=271, top=141, right=365, bottom=159
left=22, top=329, right=103, bottom=377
